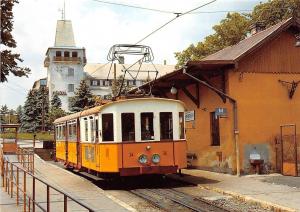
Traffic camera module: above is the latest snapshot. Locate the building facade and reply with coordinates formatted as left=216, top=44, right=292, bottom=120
left=135, top=17, right=300, bottom=175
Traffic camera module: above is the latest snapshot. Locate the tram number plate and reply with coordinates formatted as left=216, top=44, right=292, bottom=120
left=185, top=111, right=195, bottom=122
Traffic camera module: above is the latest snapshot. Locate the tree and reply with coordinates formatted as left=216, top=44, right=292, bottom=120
left=111, top=75, right=132, bottom=97
left=70, top=80, right=95, bottom=112
left=0, top=105, right=9, bottom=114
left=35, top=87, right=50, bottom=131
left=48, top=92, right=66, bottom=127
left=51, top=92, right=62, bottom=109
left=175, top=13, right=250, bottom=67
left=1, top=0, right=30, bottom=82
left=21, top=90, right=38, bottom=132
left=251, top=0, right=300, bottom=27
left=16, top=105, right=23, bottom=124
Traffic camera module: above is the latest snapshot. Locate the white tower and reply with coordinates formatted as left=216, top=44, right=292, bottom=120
left=44, top=18, right=86, bottom=111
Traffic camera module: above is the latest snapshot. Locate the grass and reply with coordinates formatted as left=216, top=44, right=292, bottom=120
left=0, top=132, right=54, bottom=141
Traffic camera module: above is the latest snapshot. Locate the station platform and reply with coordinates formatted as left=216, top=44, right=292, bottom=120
left=170, top=169, right=300, bottom=212
left=1, top=155, right=134, bottom=212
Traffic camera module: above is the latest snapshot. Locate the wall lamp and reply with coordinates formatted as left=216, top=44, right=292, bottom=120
left=170, top=86, right=178, bottom=95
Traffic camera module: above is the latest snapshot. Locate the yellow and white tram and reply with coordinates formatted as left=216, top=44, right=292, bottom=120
left=54, top=98, right=187, bottom=176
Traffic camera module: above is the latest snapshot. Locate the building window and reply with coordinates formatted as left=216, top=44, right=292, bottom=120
left=102, top=114, right=114, bottom=141
left=121, top=113, right=135, bottom=142
left=92, top=80, right=98, bottom=86
left=56, top=51, right=62, bottom=57
left=68, top=68, right=74, bottom=77
left=72, top=51, right=78, bottom=57
left=64, top=51, right=70, bottom=57
left=210, top=112, right=220, bottom=146
left=141, top=113, right=154, bottom=140
left=160, top=112, right=173, bottom=140
left=103, top=80, right=110, bottom=86
left=68, top=84, right=74, bottom=92
left=179, top=112, right=185, bottom=139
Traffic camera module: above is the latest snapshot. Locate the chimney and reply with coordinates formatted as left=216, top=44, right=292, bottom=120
left=250, top=22, right=266, bottom=35
left=163, top=60, right=167, bottom=65
left=119, top=56, right=125, bottom=64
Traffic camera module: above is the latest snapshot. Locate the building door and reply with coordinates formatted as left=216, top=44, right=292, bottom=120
left=280, top=124, right=299, bottom=176
left=210, top=112, right=220, bottom=146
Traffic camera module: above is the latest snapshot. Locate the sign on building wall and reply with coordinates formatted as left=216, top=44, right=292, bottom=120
left=185, top=110, right=195, bottom=122
left=215, top=108, right=228, bottom=118
left=53, top=91, right=67, bottom=96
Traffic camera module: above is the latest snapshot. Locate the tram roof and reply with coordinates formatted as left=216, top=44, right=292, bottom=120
left=54, top=97, right=184, bottom=124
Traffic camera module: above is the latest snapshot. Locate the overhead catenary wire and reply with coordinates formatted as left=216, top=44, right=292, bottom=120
left=133, top=0, right=217, bottom=45
left=90, top=0, right=252, bottom=15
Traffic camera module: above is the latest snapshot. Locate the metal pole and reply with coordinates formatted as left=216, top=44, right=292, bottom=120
left=10, top=163, right=13, bottom=198
left=281, top=126, right=283, bottom=174
left=64, top=195, right=67, bottom=212
left=47, top=185, right=50, bottom=212
left=5, top=161, right=8, bottom=192
left=24, top=171, right=27, bottom=212
left=17, top=167, right=19, bottom=205
left=32, top=178, right=35, bottom=212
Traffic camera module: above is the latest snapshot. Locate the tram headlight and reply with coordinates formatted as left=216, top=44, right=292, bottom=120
left=152, top=154, right=160, bottom=164
left=138, top=154, right=148, bottom=164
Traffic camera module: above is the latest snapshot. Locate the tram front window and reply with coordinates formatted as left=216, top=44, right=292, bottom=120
left=141, top=113, right=154, bottom=140
left=121, top=113, right=135, bottom=142
left=102, top=114, right=114, bottom=141
left=160, top=112, right=173, bottom=140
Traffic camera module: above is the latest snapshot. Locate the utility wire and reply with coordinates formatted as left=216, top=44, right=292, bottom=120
left=134, top=0, right=217, bottom=45
left=90, top=0, right=251, bottom=15
left=91, top=0, right=177, bottom=14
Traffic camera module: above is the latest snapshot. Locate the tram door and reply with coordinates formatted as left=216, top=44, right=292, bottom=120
left=77, top=119, right=82, bottom=169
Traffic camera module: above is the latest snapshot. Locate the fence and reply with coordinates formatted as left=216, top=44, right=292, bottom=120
left=0, top=147, right=95, bottom=212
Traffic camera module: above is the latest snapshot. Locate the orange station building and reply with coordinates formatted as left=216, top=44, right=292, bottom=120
left=135, top=17, right=300, bottom=175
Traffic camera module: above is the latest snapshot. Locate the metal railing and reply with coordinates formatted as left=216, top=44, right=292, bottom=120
left=0, top=147, right=95, bottom=212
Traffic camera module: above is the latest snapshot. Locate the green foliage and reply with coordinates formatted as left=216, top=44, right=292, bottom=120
left=0, top=0, right=30, bottom=82
left=251, top=0, right=300, bottom=27
left=175, top=13, right=250, bottom=67
left=16, top=105, right=23, bottom=124
left=0, top=132, right=54, bottom=141
left=21, top=88, right=50, bottom=132
left=48, top=107, right=67, bottom=126
left=112, top=75, right=132, bottom=97
left=0, top=105, right=9, bottom=114
left=70, top=80, right=95, bottom=112
left=51, top=93, right=62, bottom=109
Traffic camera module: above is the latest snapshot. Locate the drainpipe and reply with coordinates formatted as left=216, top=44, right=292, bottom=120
left=183, top=69, right=240, bottom=176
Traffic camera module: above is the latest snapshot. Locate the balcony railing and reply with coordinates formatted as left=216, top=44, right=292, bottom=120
left=53, top=56, right=81, bottom=63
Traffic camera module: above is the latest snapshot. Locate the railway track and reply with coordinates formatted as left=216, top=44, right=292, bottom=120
left=130, top=188, right=231, bottom=212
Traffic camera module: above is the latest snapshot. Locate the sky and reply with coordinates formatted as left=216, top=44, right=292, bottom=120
left=0, top=0, right=263, bottom=110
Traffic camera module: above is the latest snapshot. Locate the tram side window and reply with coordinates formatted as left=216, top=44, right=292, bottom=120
left=121, top=113, right=135, bottom=142
left=141, top=113, right=154, bottom=140
left=90, top=117, right=94, bottom=142
left=95, top=119, right=99, bottom=142
left=68, top=123, right=77, bottom=140
left=160, top=112, right=173, bottom=140
left=179, top=112, right=185, bottom=139
left=84, top=119, right=88, bottom=141
left=55, top=126, right=59, bottom=140
left=102, top=114, right=114, bottom=141
left=61, top=125, right=66, bottom=140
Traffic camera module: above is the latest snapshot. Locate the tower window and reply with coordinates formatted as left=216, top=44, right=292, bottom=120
left=68, top=84, right=74, bottom=92
left=68, top=68, right=74, bottom=76
left=56, top=51, right=62, bottom=57
left=64, top=51, right=70, bottom=57
left=72, top=52, right=78, bottom=57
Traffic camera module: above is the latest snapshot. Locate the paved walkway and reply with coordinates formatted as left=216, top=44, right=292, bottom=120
left=170, top=169, right=300, bottom=212
left=1, top=155, right=134, bottom=212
